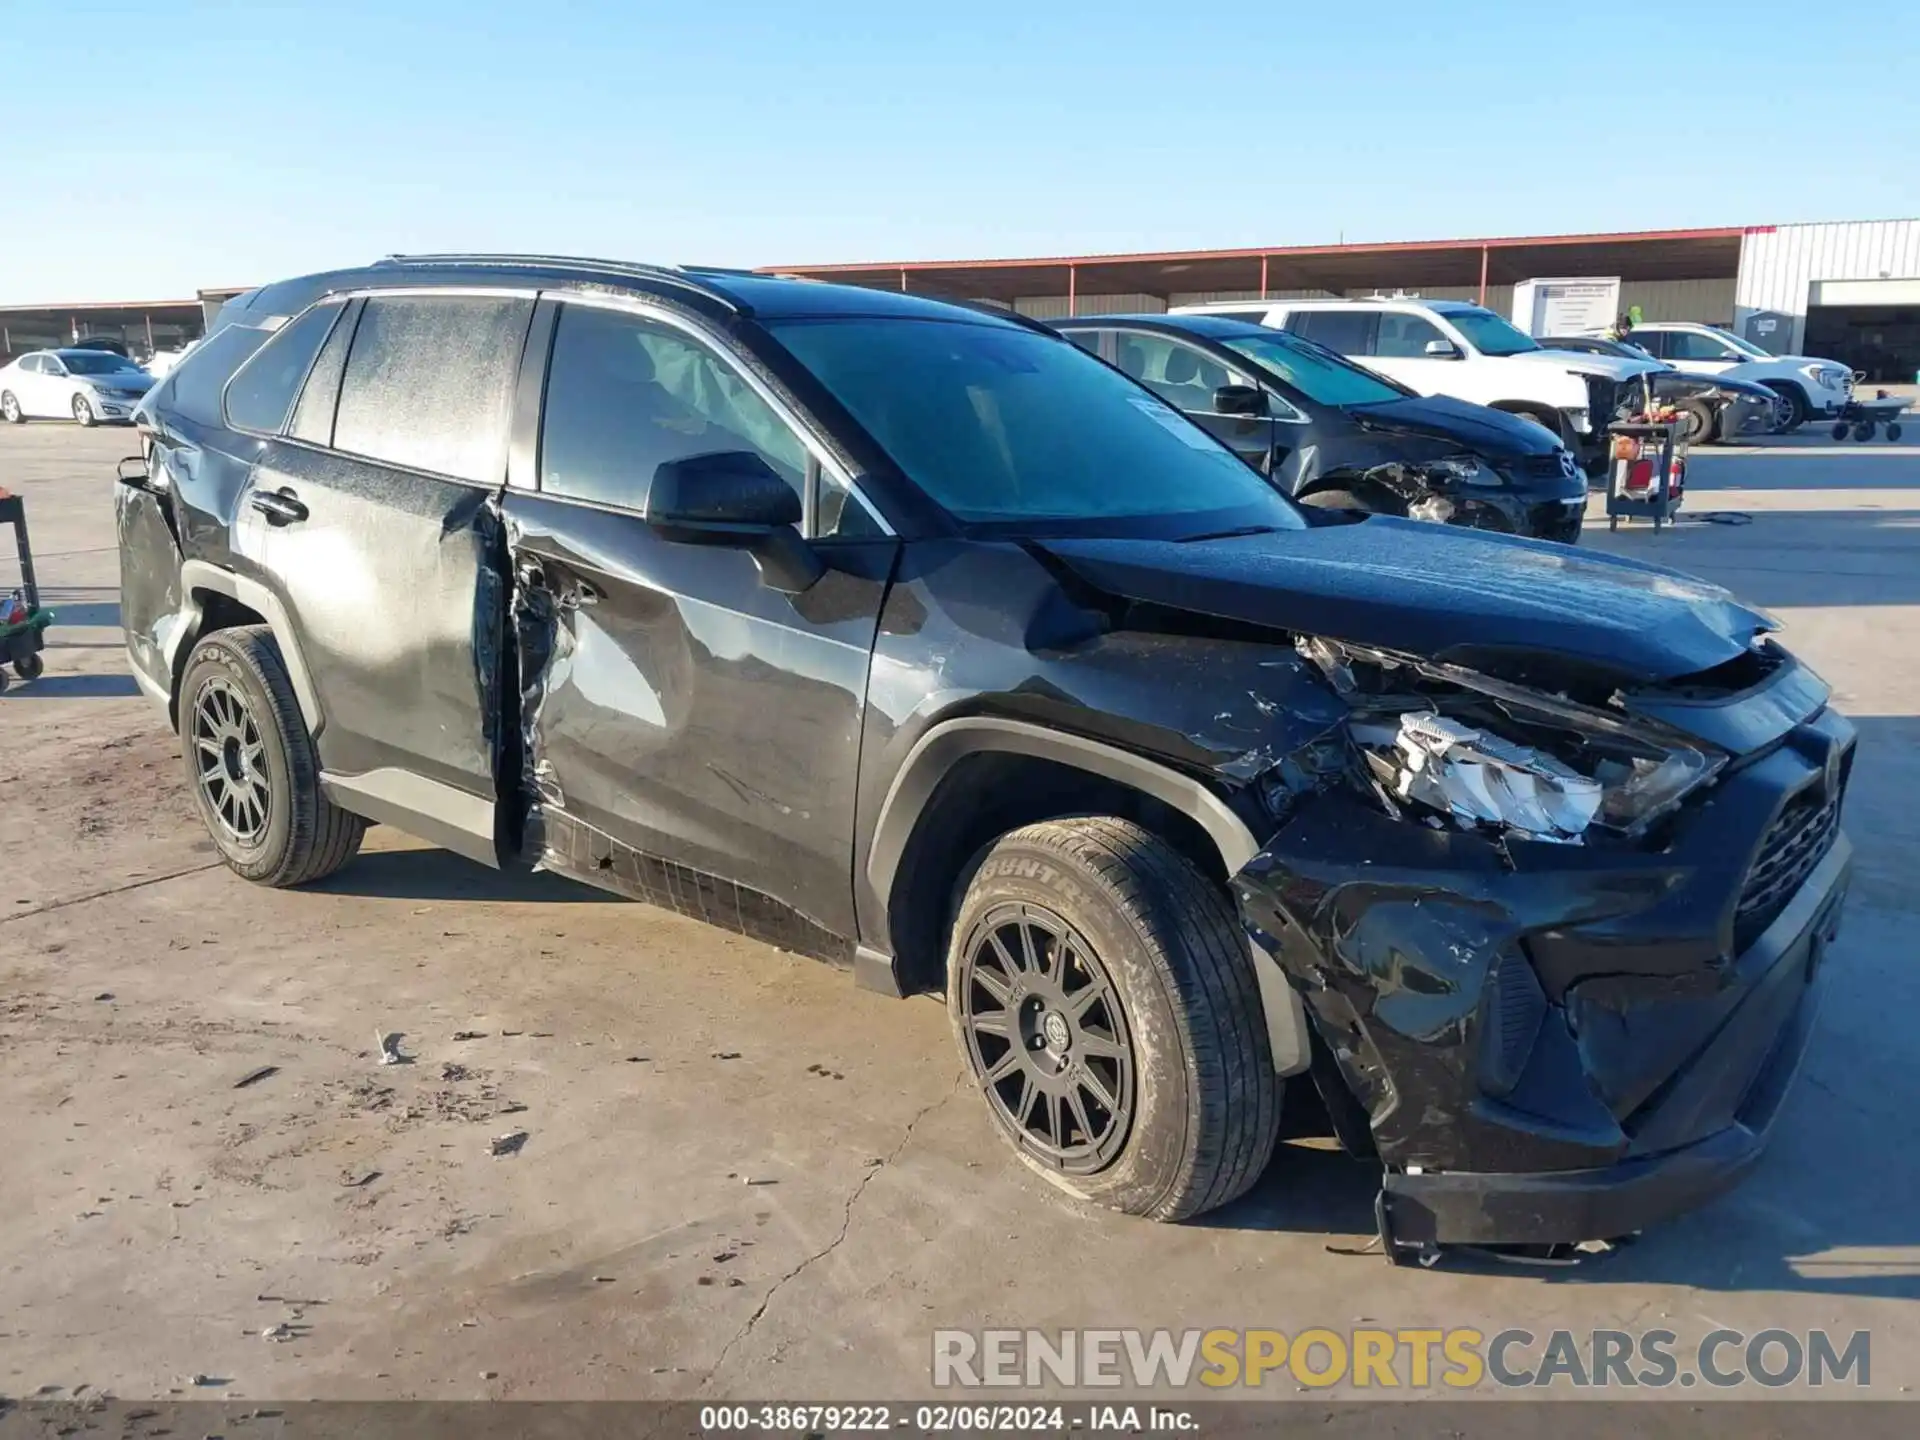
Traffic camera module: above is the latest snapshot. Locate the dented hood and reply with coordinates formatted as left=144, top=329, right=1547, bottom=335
left=1039, top=520, right=1771, bottom=683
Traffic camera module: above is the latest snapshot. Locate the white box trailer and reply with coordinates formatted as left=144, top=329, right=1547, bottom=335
left=1513, top=277, right=1622, bottom=338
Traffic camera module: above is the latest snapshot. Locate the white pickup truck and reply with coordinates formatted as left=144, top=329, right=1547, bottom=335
left=1622, top=322, right=1853, bottom=432
left=1173, top=296, right=1659, bottom=475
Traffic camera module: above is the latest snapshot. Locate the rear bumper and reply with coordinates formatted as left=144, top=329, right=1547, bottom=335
left=1380, top=837, right=1848, bottom=1246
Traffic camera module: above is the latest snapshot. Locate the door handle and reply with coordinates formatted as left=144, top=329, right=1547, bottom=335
left=250, top=488, right=308, bottom=526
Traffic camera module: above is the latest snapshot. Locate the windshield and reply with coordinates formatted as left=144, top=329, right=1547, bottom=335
left=1705, top=327, right=1771, bottom=359
left=1220, top=332, right=1409, bottom=406
left=1443, top=308, right=1540, bottom=357
left=61, top=352, right=142, bottom=375
left=769, top=317, right=1305, bottom=536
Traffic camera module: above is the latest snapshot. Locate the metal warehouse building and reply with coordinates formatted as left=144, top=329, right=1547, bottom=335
left=4, top=218, right=1915, bottom=382
left=771, top=217, right=1920, bottom=383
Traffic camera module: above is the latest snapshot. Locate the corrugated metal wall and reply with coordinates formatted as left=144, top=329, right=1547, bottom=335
left=1006, top=278, right=1734, bottom=326
left=1737, top=220, right=1920, bottom=351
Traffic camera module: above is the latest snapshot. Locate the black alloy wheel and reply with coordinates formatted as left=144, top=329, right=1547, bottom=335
left=956, top=903, right=1136, bottom=1173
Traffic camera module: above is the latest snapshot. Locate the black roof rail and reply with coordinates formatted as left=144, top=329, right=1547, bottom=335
left=373, top=253, right=745, bottom=312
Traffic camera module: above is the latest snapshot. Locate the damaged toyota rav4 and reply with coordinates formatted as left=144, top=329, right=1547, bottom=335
left=119, top=256, right=1852, bottom=1253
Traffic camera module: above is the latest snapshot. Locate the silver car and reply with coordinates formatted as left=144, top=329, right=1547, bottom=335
left=0, top=347, right=156, bottom=426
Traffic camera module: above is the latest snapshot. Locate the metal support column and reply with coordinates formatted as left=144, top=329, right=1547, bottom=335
left=1477, top=245, right=1490, bottom=304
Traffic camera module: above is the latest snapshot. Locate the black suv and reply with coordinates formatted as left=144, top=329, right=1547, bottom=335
left=118, top=256, right=1852, bottom=1253
left=1054, top=314, right=1587, bottom=541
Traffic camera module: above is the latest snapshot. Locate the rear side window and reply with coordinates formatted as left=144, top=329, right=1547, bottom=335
left=288, top=299, right=359, bottom=445
left=332, top=295, right=532, bottom=483
left=222, top=301, right=344, bottom=434
left=1287, top=309, right=1376, bottom=356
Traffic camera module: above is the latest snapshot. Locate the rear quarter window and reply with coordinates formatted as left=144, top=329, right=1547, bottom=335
left=155, top=325, right=276, bottom=429
left=222, top=301, right=345, bottom=435
left=331, top=295, right=533, bottom=483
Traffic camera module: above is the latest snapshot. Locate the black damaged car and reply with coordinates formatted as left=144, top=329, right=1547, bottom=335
left=118, top=256, right=1852, bottom=1252
left=1055, top=313, right=1589, bottom=542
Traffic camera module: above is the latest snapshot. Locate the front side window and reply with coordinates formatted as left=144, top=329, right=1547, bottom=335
left=539, top=303, right=809, bottom=512
left=1220, top=332, right=1409, bottom=406
left=1374, top=312, right=1448, bottom=358
left=1667, top=329, right=1745, bottom=362
left=1286, top=309, right=1376, bottom=357
left=223, top=301, right=344, bottom=434
left=333, top=294, right=531, bottom=483
left=768, top=317, right=1305, bottom=536
left=1441, top=307, right=1540, bottom=357
left=1112, top=333, right=1248, bottom=413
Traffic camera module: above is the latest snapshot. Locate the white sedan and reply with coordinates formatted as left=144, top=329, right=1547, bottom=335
left=0, top=348, right=157, bottom=426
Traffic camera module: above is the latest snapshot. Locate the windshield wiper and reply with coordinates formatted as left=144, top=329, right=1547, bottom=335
left=1174, top=524, right=1280, bottom=543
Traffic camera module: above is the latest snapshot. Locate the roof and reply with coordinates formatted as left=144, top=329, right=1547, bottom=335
left=221, top=255, right=1027, bottom=328
left=1052, top=312, right=1274, bottom=340
left=761, top=226, right=1750, bottom=303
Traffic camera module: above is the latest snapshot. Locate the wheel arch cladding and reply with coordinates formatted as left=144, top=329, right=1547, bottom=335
left=172, top=561, right=323, bottom=737
left=867, top=717, right=1312, bottom=1076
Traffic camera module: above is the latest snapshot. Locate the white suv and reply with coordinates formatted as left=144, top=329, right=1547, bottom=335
left=1173, top=297, right=1659, bottom=475
left=1623, top=323, right=1852, bottom=432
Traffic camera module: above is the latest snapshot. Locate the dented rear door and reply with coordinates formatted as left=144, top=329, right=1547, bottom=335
left=254, top=292, right=534, bottom=865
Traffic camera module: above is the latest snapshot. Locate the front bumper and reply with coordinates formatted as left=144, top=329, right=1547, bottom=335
left=87, top=392, right=146, bottom=422
left=1234, top=704, right=1854, bottom=1247
left=1381, top=837, right=1847, bottom=1245
left=1722, top=393, right=1778, bottom=437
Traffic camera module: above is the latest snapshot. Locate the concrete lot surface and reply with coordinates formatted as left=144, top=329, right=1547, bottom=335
left=1, top=421, right=1916, bottom=1403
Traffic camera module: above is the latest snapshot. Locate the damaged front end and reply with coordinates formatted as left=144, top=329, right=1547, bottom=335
left=1233, top=636, right=1853, bottom=1253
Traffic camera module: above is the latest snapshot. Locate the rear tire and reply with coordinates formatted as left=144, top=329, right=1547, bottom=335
left=946, top=818, right=1283, bottom=1222
left=178, top=625, right=364, bottom=886
left=0, top=392, right=22, bottom=424
left=71, top=394, right=96, bottom=427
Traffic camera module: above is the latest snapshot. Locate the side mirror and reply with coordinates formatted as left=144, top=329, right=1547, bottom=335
left=1423, top=339, right=1462, bottom=359
left=644, top=451, right=821, bottom=594
left=1212, top=384, right=1266, bottom=416
left=646, top=451, right=801, bottom=533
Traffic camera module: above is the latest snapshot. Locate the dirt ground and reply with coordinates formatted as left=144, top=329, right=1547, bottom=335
left=1, top=421, right=1917, bottom=1404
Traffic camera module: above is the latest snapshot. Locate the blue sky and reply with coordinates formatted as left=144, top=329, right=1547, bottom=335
left=3, top=0, right=1914, bottom=302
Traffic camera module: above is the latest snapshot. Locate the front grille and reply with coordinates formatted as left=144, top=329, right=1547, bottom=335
left=1505, top=451, right=1571, bottom=483
left=1734, top=784, right=1844, bottom=952
left=1581, top=374, right=1626, bottom=426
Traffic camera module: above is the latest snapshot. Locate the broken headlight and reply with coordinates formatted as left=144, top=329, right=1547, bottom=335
left=1422, top=455, right=1498, bottom=486
left=1352, top=712, right=1600, bottom=843
left=1302, top=638, right=1726, bottom=845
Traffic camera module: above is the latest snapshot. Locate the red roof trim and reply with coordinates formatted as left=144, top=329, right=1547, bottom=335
left=764, top=226, right=1747, bottom=276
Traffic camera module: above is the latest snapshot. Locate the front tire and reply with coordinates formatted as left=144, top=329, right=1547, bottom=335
left=1679, top=398, right=1718, bottom=445
left=0, top=392, right=22, bottom=424
left=947, top=818, right=1282, bottom=1222
left=71, top=394, right=96, bottom=427
left=1765, top=382, right=1807, bottom=432
left=178, top=625, right=365, bottom=886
